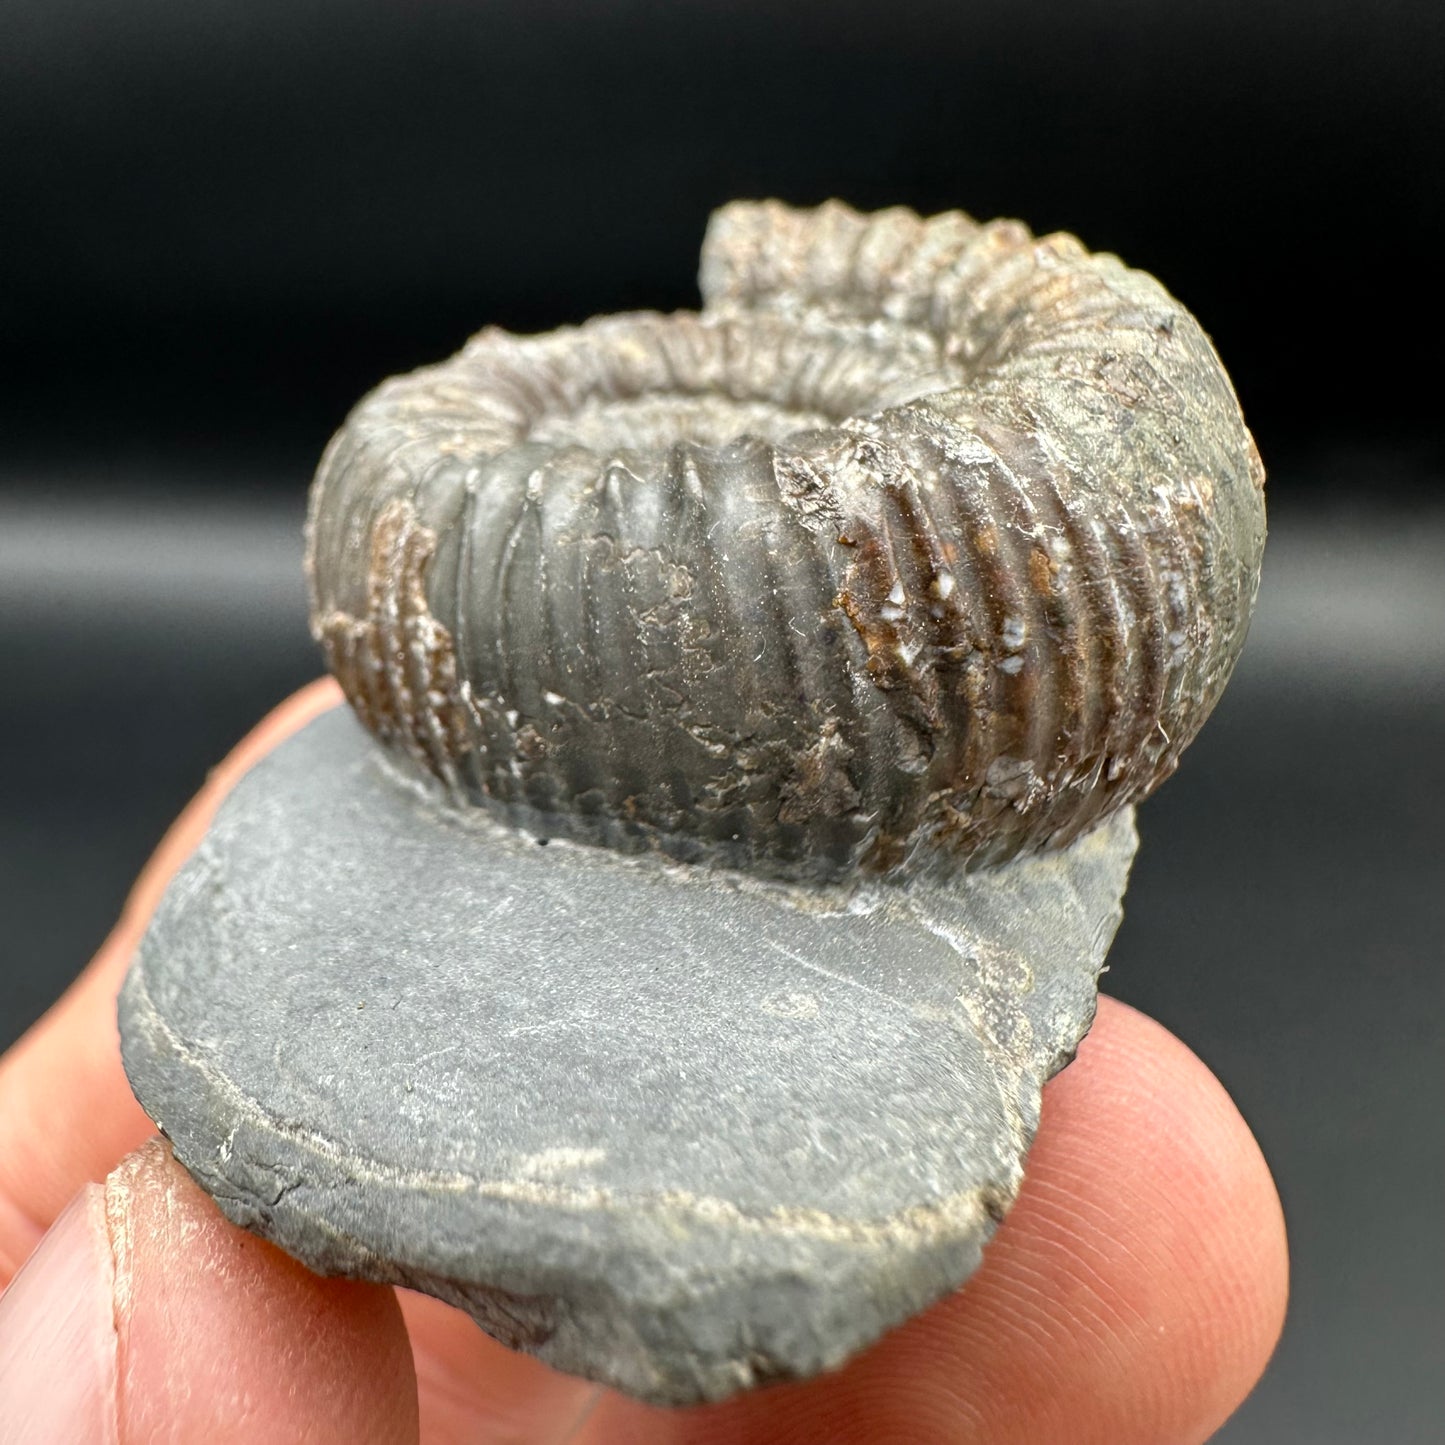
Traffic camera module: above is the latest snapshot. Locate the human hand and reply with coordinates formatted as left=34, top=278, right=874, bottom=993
left=0, top=681, right=1288, bottom=1444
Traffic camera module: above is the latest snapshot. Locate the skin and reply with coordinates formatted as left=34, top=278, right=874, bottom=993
left=0, top=680, right=1288, bottom=1444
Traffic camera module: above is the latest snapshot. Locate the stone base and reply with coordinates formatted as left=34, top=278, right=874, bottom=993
left=120, top=707, right=1136, bottom=1405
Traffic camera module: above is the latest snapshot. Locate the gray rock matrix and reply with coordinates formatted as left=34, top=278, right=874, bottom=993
left=122, top=708, right=1135, bottom=1404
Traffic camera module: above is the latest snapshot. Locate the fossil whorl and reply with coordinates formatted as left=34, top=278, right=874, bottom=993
left=306, top=200, right=1265, bottom=881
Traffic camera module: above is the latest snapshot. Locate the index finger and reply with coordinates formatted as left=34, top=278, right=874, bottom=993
left=0, top=678, right=344, bottom=1283
left=1, top=675, right=613, bottom=1441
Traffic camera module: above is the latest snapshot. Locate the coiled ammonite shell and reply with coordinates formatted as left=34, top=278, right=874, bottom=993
left=307, top=200, right=1265, bottom=881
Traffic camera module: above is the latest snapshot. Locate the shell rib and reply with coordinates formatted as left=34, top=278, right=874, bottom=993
left=306, top=200, right=1265, bottom=881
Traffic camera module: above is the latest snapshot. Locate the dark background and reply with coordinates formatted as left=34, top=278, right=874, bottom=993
left=2, top=3, right=1441, bottom=1441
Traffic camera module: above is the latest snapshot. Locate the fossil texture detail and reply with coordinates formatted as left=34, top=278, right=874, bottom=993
left=307, top=200, right=1265, bottom=879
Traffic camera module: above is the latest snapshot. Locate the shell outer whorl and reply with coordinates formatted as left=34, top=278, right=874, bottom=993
left=306, top=199, right=1266, bottom=884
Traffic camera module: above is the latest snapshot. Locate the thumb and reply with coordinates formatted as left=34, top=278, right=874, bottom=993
left=0, top=1138, right=418, bottom=1444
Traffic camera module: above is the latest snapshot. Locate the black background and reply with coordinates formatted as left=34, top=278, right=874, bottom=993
left=3, top=0, right=1443, bottom=483
left=2, top=3, right=1442, bottom=1441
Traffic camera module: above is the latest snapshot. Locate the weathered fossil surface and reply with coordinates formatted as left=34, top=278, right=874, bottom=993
left=120, top=706, right=1136, bottom=1404
left=307, top=200, right=1264, bottom=879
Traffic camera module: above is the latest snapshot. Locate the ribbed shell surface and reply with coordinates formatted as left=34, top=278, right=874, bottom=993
left=306, top=201, right=1265, bottom=881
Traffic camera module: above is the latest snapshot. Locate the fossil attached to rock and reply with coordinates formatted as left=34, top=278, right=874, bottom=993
left=121, top=201, right=1265, bottom=1405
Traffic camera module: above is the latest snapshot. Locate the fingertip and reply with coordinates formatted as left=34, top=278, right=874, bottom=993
left=4, top=683, right=412, bottom=1442
left=910, top=996, right=1289, bottom=1445
left=4, top=1139, right=420, bottom=1445
left=106, top=1139, right=417, bottom=1444
left=0, top=680, right=344, bottom=1281
left=0, top=1186, right=118, bottom=1444
left=1042, top=998, right=1290, bottom=1435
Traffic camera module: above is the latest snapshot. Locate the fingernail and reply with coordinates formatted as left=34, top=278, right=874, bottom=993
left=0, top=1186, right=118, bottom=1444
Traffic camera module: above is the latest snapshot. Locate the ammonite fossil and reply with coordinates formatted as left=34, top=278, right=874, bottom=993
left=309, top=199, right=1263, bottom=877
left=121, top=200, right=1265, bottom=1405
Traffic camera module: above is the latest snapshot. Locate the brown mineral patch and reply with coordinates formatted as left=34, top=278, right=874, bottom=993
left=1028, top=546, right=1055, bottom=595
left=315, top=498, right=472, bottom=790
left=778, top=719, right=861, bottom=825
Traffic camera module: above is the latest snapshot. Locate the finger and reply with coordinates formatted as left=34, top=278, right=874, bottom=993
left=0, top=1137, right=418, bottom=1444
left=572, top=997, right=1289, bottom=1445
left=399, top=1290, right=604, bottom=1445
left=0, top=679, right=344, bottom=1283
left=0, top=676, right=610, bottom=1440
